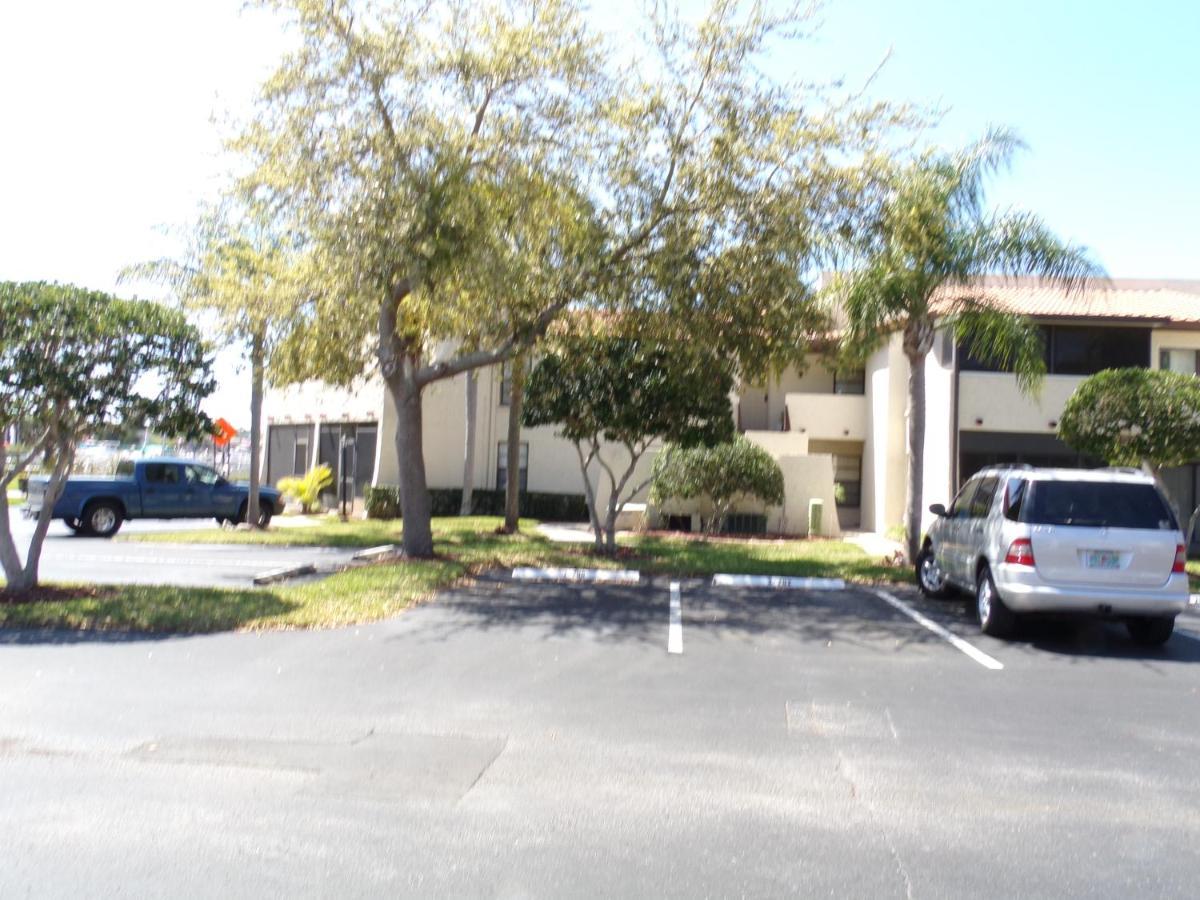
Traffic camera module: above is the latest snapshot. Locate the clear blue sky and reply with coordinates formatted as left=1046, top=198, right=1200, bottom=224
left=800, top=0, right=1200, bottom=277
left=2, top=0, right=1197, bottom=418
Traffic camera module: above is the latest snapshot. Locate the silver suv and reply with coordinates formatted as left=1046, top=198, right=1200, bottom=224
left=916, top=466, right=1190, bottom=645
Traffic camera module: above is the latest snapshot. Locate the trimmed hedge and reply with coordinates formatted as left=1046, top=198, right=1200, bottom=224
left=365, top=485, right=588, bottom=522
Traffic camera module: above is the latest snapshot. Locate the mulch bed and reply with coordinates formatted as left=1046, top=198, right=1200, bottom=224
left=0, top=586, right=112, bottom=605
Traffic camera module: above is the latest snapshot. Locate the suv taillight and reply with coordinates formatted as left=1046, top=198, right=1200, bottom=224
left=1005, top=538, right=1035, bottom=567
left=1173, top=544, right=1187, bottom=574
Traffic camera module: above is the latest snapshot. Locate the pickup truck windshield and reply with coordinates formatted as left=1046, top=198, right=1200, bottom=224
left=1023, top=481, right=1177, bottom=530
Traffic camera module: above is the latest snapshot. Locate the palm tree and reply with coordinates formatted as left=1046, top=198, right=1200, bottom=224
left=831, top=128, right=1104, bottom=562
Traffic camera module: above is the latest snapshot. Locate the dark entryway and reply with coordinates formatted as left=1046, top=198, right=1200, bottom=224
left=266, top=424, right=315, bottom=488
left=318, top=422, right=378, bottom=506
left=959, top=431, right=1102, bottom=484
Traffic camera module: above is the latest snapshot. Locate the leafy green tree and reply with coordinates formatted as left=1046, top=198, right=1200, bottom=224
left=235, top=0, right=902, bottom=557
left=650, top=437, right=785, bottom=536
left=829, top=129, right=1102, bottom=561
left=523, top=334, right=734, bottom=552
left=124, top=203, right=298, bottom=529
left=0, top=283, right=213, bottom=594
left=1059, top=368, right=1200, bottom=473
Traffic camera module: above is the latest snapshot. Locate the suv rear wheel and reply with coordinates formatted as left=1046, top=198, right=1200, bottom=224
left=1126, top=616, right=1175, bottom=646
left=976, top=565, right=1017, bottom=638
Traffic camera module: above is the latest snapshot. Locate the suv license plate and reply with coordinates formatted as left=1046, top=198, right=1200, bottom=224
left=1084, top=550, right=1120, bottom=569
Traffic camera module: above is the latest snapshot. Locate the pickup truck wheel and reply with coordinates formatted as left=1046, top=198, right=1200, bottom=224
left=236, top=501, right=273, bottom=529
left=64, top=518, right=84, bottom=534
left=82, top=501, right=123, bottom=538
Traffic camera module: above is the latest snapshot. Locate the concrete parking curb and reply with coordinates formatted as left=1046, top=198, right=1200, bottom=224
left=511, top=567, right=640, bottom=584
left=253, top=564, right=317, bottom=586
left=352, top=544, right=402, bottom=562
left=712, top=574, right=846, bottom=590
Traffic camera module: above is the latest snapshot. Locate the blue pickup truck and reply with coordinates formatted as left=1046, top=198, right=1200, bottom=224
left=25, top=457, right=282, bottom=537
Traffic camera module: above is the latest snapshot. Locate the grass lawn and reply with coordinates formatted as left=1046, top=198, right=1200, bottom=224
left=1, top=517, right=908, bottom=634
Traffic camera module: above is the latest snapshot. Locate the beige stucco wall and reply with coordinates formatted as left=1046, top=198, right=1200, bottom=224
left=747, top=431, right=839, bottom=537
left=1151, top=329, right=1200, bottom=363
left=785, top=392, right=868, bottom=441
left=918, top=336, right=956, bottom=537
left=957, top=372, right=1085, bottom=434
left=861, top=339, right=908, bottom=536
left=375, top=363, right=656, bottom=515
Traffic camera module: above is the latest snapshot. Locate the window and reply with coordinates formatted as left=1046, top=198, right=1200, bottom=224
left=116, top=460, right=135, bottom=478
left=184, top=465, right=221, bottom=486
left=960, top=325, right=1149, bottom=376
left=968, top=476, right=1000, bottom=518
left=948, top=479, right=978, bottom=519
left=497, top=441, right=528, bottom=491
left=1023, top=481, right=1177, bottom=530
left=1160, top=348, right=1200, bottom=376
left=833, top=369, right=865, bottom=395
left=293, top=439, right=309, bottom=476
left=143, top=463, right=179, bottom=485
left=721, top=514, right=767, bottom=535
left=1003, top=478, right=1027, bottom=521
left=833, top=454, right=862, bottom=507
left=499, top=358, right=532, bottom=406
left=1050, top=326, right=1149, bottom=375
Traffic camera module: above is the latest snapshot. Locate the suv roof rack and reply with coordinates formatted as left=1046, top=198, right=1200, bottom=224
left=1096, top=466, right=1147, bottom=476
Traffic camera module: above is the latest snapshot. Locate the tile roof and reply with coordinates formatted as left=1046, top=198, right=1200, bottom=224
left=934, top=278, right=1200, bottom=325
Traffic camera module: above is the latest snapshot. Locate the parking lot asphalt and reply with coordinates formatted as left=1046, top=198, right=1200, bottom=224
left=2, top=576, right=1199, bottom=897
left=5, top=517, right=358, bottom=587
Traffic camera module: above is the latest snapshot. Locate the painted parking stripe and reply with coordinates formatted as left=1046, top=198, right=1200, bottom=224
left=712, top=574, right=845, bottom=590
left=668, top=581, right=683, bottom=654
left=869, top=588, right=1005, bottom=671
left=511, top=566, right=640, bottom=585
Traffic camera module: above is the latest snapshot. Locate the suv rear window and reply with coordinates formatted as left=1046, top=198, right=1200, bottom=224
left=1022, top=481, right=1177, bottom=530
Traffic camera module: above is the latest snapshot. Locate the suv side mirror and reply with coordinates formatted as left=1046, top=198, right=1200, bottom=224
left=929, top=503, right=948, bottom=517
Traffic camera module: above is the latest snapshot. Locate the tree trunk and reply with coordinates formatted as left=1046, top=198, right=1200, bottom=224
left=388, top=364, right=435, bottom=557
left=378, top=283, right=434, bottom=558
left=246, top=329, right=264, bottom=529
left=902, top=315, right=936, bottom=563
left=503, top=352, right=526, bottom=534
left=0, top=435, right=74, bottom=595
left=460, top=370, right=478, bottom=516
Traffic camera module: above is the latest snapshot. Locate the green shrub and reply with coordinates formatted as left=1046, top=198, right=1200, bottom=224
left=650, top=437, right=785, bottom=536
left=1059, top=367, right=1200, bottom=470
left=277, top=464, right=333, bottom=514
left=363, top=487, right=588, bottom=522
left=365, top=484, right=402, bottom=520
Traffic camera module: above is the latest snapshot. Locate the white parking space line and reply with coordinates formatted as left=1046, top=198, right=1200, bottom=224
left=511, top=567, right=640, bottom=584
left=712, top=574, right=846, bottom=590
left=869, top=588, right=1005, bottom=671
left=668, top=581, right=683, bottom=654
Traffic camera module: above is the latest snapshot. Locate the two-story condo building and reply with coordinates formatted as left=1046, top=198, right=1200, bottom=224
left=262, top=278, right=1200, bottom=542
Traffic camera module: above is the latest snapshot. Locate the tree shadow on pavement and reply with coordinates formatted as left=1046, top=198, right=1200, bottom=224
left=409, top=576, right=945, bottom=652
